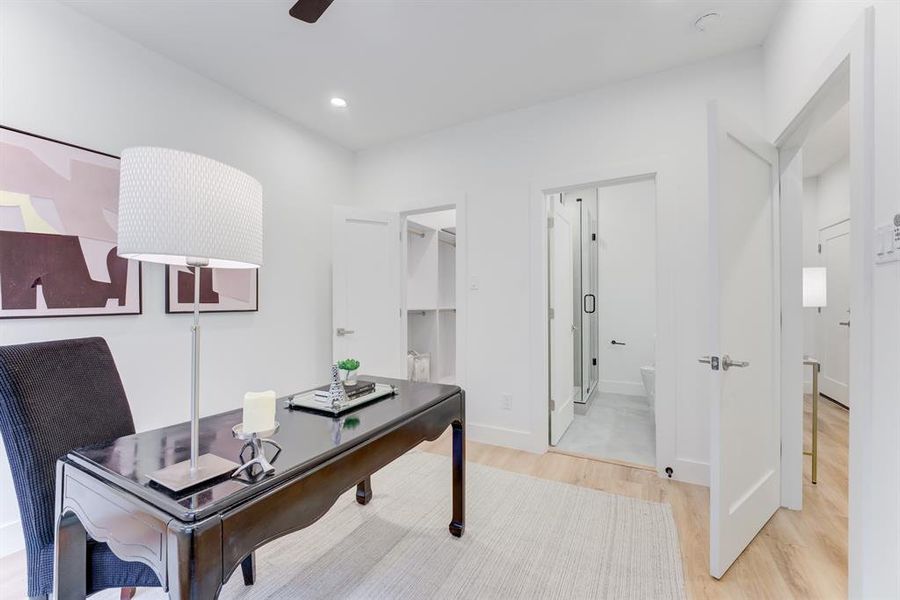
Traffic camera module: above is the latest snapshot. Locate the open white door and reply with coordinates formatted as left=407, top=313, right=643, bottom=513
left=705, top=102, right=780, bottom=579
left=818, top=220, right=851, bottom=406
left=333, top=206, right=405, bottom=379
left=549, top=194, right=575, bottom=444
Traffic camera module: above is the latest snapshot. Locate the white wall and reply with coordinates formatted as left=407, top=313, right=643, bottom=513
left=816, top=157, right=852, bottom=230
left=354, top=49, right=764, bottom=482
left=764, top=2, right=900, bottom=596
left=596, top=178, right=656, bottom=397
left=0, top=0, right=354, bottom=557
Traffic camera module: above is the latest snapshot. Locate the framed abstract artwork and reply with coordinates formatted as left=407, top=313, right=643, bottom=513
left=0, top=126, right=142, bottom=319
left=165, top=266, right=259, bottom=313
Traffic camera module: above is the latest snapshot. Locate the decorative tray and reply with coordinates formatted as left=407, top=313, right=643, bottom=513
left=284, top=383, right=397, bottom=416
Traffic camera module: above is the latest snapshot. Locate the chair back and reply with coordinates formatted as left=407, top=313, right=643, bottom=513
left=0, top=337, right=136, bottom=590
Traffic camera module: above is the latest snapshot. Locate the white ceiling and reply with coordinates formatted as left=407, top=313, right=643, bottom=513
left=803, top=103, right=850, bottom=177
left=63, top=0, right=783, bottom=150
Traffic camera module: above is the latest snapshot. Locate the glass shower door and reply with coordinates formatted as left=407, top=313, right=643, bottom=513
left=580, top=194, right=599, bottom=402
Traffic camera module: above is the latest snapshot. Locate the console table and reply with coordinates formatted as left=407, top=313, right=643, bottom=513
left=54, top=378, right=465, bottom=599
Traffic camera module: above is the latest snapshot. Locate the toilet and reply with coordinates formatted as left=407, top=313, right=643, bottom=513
left=640, top=366, right=656, bottom=407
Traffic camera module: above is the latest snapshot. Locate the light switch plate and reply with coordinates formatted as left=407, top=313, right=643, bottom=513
left=874, top=213, right=900, bottom=265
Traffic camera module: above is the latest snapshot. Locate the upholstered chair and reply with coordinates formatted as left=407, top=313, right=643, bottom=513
left=0, top=337, right=160, bottom=599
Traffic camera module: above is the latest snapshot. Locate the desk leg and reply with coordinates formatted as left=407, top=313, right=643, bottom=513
left=54, top=463, right=87, bottom=600
left=449, top=418, right=465, bottom=538
left=54, top=511, right=87, bottom=600
left=166, top=518, right=223, bottom=600
left=356, top=477, right=373, bottom=505
left=240, top=553, right=256, bottom=586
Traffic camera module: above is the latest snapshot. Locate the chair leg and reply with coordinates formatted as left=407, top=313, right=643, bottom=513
left=120, top=588, right=136, bottom=600
left=241, top=552, right=256, bottom=586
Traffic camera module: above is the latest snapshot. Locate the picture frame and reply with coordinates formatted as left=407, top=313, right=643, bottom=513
left=165, top=265, right=259, bottom=313
left=0, top=125, right=142, bottom=319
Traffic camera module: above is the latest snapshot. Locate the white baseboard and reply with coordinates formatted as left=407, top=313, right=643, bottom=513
left=0, top=519, right=24, bottom=558
left=598, top=379, right=646, bottom=397
left=668, top=458, right=709, bottom=487
left=467, top=422, right=544, bottom=454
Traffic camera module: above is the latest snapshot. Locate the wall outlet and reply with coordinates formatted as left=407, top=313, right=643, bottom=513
left=501, top=393, right=512, bottom=410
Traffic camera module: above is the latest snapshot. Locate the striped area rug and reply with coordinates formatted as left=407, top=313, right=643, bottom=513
left=104, top=452, right=685, bottom=599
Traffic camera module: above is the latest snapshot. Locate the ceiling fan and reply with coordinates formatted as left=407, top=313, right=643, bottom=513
left=290, top=0, right=335, bottom=23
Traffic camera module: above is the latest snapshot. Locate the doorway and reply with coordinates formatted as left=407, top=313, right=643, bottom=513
left=404, top=208, right=458, bottom=385
left=548, top=177, right=658, bottom=468
left=331, top=200, right=466, bottom=388
left=801, top=104, right=851, bottom=409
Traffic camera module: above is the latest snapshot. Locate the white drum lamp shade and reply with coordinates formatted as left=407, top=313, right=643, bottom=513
left=117, top=147, right=263, bottom=268
left=802, top=267, right=827, bottom=308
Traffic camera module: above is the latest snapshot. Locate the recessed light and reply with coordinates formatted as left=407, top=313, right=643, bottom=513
left=693, top=12, right=721, bottom=32
left=330, top=97, right=348, bottom=109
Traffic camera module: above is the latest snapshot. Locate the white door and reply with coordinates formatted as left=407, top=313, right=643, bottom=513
left=549, top=194, right=576, bottom=444
left=333, top=206, right=405, bottom=379
left=705, top=102, right=780, bottom=579
left=818, top=221, right=850, bottom=405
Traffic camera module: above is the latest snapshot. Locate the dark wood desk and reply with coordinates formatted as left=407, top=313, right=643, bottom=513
left=54, top=378, right=465, bottom=599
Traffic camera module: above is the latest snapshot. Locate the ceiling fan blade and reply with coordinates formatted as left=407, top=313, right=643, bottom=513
left=289, top=0, right=335, bottom=23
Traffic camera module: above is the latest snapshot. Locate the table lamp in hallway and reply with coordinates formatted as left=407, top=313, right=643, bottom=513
left=117, top=147, right=263, bottom=490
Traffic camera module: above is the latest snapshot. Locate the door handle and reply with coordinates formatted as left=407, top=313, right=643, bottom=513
left=839, top=321, right=850, bottom=327
left=699, top=355, right=719, bottom=370
left=610, top=340, right=626, bottom=346
left=336, top=327, right=355, bottom=336
left=722, top=354, right=750, bottom=371
left=583, top=294, right=596, bottom=314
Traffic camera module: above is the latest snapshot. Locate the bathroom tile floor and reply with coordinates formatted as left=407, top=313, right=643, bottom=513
left=556, top=391, right=656, bottom=466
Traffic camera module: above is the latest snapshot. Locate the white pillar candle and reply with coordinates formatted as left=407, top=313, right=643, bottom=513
left=243, top=390, right=276, bottom=433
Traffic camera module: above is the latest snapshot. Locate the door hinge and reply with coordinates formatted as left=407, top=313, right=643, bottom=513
left=548, top=216, right=554, bottom=228
left=592, top=233, right=597, bottom=241
left=550, top=398, right=556, bottom=411
left=817, top=243, right=822, bottom=254
left=549, top=307, right=555, bottom=319
left=592, top=358, right=597, bottom=366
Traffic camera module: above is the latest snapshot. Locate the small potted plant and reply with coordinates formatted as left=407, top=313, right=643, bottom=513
left=337, top=358, right=360, bottom=386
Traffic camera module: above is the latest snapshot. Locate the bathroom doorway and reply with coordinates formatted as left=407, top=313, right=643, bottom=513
left=548, top=176, right=658, bottom=467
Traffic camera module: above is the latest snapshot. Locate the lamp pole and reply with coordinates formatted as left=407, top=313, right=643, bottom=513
left=188, top=257, right=209, bottom=474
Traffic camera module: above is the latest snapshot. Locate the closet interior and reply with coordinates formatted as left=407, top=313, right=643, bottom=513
left=405, top=209, right=456, bottom=384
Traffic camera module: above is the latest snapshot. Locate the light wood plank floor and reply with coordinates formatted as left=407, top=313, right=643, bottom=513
left=0, top=395, right=846, bottom=599
left=421, top=394, right=848, bottom=600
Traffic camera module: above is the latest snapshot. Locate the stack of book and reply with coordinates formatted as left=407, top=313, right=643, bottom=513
left=314, top=379, right=376, bottom=400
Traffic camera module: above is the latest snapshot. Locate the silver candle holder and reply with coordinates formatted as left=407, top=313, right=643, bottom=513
left=231, top=422, right=282, bottom=479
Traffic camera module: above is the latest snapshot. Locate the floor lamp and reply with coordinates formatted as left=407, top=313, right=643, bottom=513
left=802, top=266, right=826, bottom=483
left=117, top=147, right=263, bottom=491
